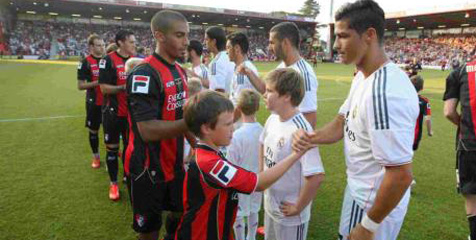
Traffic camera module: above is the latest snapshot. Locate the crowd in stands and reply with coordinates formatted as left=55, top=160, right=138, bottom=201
left=385, top=34, right=476, bottom=66
left=3, top=20, right=320, bottom=61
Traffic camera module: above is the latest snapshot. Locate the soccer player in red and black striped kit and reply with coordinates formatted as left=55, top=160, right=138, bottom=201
left=411, top=75, right=433, bottom=151
left=444, top=53, right=476, bottom=240
left=77, top=34, right=105, bottom=169
left=125, top=10, right=194, bottom=240
left=175, top=90, right=311, bottom=240
left=99, top=29, right=136, bottom=201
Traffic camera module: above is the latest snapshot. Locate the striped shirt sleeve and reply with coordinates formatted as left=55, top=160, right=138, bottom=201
left=366, top=67, right=418, bottom=165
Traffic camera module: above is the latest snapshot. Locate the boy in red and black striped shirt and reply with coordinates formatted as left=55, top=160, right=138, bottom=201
left=410, top=75, right=433, bottom=151
left=176, top=90, right=311, bottom=240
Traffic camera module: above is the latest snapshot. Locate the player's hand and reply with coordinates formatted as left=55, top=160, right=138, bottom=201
left=292, top=129, right=316, bottom=152
left=348, top=224, right=374, bottom=240
left=185, top=68, right=199, bottom=78
left=236, top=63, right=249, bottom=75
left=279, top=201, right=301, bottom=216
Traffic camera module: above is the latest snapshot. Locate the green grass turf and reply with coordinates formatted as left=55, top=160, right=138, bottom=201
left=0, top=60, right=467, bottom=240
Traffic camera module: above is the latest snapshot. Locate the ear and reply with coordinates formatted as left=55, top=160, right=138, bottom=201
left=200, top=123, right=212, bottom=136
left=154, top=30, right=166, bottom=42
left=364, top=28, right=378, bottom=44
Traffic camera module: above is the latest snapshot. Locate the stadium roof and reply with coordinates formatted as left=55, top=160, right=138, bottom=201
left=7, top=0, right=317, bottom=31
left=385, top=8, right=476, bottom=31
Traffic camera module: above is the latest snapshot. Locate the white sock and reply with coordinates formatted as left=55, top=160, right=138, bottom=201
left=247, top=212, right=259, bottom=240
left=234, top=216, right=246, bottom=240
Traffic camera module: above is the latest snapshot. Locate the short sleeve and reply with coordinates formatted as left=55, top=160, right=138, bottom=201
left=199, top=158, right=258, bottom=194
left=300, top=146, right=325, bottom=176
left=443, top=69, right=461, bottom=101
left=298, top=70, right=318, bottom=113
left=77, top=59, right=90, bottom=81
left=99, top=56, right=114, bottom=85
left=126, top=64, right=161, bottom=122
left=210, top=60, right=227, bottom=90
left=227, top=136, right=243, bottom=166
left=366, top=86, right=418, bottom=166
left=338, top=98, right=350, bottom=116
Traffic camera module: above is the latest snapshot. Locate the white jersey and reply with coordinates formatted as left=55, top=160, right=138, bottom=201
left=227, top=122, right=263, bottom=173
left=192, top=64, right=209, bottom=81
left=229, top=60, right=259, bottom=106
left=338, top=62, right=418, bottom=210
left=209, top=51, right=235, bottom=93
left=260, top=112, right=324, bottom=226
left=276, top=58, right=318, bottom=113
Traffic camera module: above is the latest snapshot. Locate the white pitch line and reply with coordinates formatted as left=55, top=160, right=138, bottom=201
left=0, top=115, right=84, bottom=123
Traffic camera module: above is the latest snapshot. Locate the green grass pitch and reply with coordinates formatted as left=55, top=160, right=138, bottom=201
left=0, top=60, right=467, bottom=239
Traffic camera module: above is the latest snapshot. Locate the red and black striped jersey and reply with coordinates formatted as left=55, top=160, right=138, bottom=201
left=125, top=53, right=188, bottom=182
left=413, top=95, right=431, bottom=150
left=175, top=144, right=258, bottom=240
left=77, top=55, right=103, bottom=106
left=443, top=60, right=476, bottom=150
left=99, top=51, right=130, bottom=117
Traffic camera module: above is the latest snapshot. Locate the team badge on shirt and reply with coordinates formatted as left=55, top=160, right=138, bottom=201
left=352, top=106, right=358, bottom=119
left=99, top=59, right=106, bottom=69
left=131, top=75, right=150, bottom=94
left=277, top=137, right=285, bottom=149
left=210, top=160, right=237, bottom=186
left=77, top=62, right=82, bottom=69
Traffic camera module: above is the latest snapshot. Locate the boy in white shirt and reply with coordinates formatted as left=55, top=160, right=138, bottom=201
left=260, top=68, right=325, bottom=240
left=227, top=89, right=263, bottom=240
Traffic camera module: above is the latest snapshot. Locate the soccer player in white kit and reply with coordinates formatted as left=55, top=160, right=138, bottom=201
left=227, top=89, right=263, bottom=240
left=186, top=40, right=209, bottom=88
left=261, top=68, right=325, bottom=240
left=292, top=1, right=418, bottom=240
left=226, top=32, right=264, bottom=106
left=204, top=26, right=235, bottom=94
left=239, top=22, right=318, bottom=128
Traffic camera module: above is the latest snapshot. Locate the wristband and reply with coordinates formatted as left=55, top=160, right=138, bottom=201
left=361, top=214, right=380, bottom=233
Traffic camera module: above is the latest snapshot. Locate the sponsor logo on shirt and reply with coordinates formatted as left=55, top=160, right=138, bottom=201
left=99, top=59, right=106, bottom=69
left=135, top=214, right=146, bottom=227
left=264, top=146, right=276, bottom=168
left=166, top=91, right=187, bottom=111
left=344, top=111, right=356, bottom=142
left=210, top=160, right=237, bottom=186
left=92, top=69, right=99, bottom=77
left=131, top=75, right=150, bottom=94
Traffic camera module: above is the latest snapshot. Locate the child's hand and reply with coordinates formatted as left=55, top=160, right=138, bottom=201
left=292, top=129, right=317, bottom=153
left=279, top=201, right=301, bottom=216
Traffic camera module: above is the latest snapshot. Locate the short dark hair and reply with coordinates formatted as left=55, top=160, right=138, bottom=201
left=87, top=34, right=101, bottom=46
left=115, top=29, right=134, bottom=47
left=151, top=10, right=188, bottom=33
left=226, top=32, right=249, bottom=54
left=265, top=68, right=304, bottom=107
left=184, top=90, right=234, bottom=138
left=206, top=26, right=226, bottom=51
left=188, top=40, right=203, bottom=56
left=270, top=22, right=300, bottom=49
left=335, top=0, right=385, bottom=44
left=411, top=75, right=424, bottom=92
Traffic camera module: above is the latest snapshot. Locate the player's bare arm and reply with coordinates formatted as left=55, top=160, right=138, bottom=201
left=426, top=116, right=433, bottom=136
left=255, top=150, right=307, bottom=191
left=292, top=114, right=345, bottom=152
left=77, top=80, right=99, bottom=90
left=444, top=98, right=460, bottom=126
left=350, top=163, right=413, bottom=239
left=280, top=173, right=324, bottom=216
left=100, top=83, right=126, bottom=94
left=302, top=111, right=317, bottom=129
left=237, top=64, right=265, bottom=94
left=137, top=119, right=188, bottom=142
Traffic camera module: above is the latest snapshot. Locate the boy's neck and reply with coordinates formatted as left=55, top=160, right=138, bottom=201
left=199, top=137, right=219, bottom=152
left=241, top=114, right=256, bottom=123
left=276, top=105, right=299, bottom=122
left=192, top=57, right=201, bottom=67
